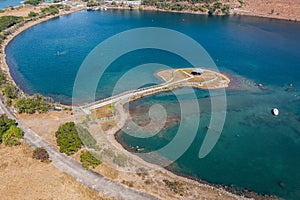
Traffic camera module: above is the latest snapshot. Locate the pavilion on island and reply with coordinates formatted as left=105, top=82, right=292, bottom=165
left=191, top=68, right=203, bottom=76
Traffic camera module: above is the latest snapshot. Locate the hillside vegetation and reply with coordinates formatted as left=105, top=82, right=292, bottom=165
left=142, top=0, right=243, bottom=14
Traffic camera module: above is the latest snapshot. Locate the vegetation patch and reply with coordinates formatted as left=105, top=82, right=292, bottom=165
left=113, top=153, right=128, bottom=167
left=24, top=0, right=43, bottom=6
left=142, top=0, right=231, bottom=15
left=0, top=114, right=16, bottom=143
left=76, top=125, right=98, bottom=149
left=41, top=5, right=59, bottom=15
left=2, top=125, right=23, bottom=146
left=80, top=150, right=101, bottom=169
left=100, top=120, right=116, bottom=131
left=28, top=11, right=39, bottom=18
left=92, top=104, right=115, bottom=119
left=163, top=179, right=184, bottom=194
left=87, top=1, right=100, bottom=7
left=0, top=16, right=23, bottom=32
left=55, top=122, right=83, bottom=155
left=33, top=147, right=50, bottom=162
left=0, top=114, right=23, bottom=146
left=15, top=94, right=51, bottom=114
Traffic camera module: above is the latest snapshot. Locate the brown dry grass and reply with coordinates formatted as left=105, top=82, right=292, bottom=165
left=0, top=143, right=111, bottom=200
left=172, top=71, right=189, bottom=82
left=17, top=110, right=74, bottom=147
left=241, top=0, right=300, bottom=20
left=92, top=104, right=114, bottom=119
left=188, top=76, right=205, bottom=82
left=100, top=120, right=117, bottom=131
left=0, top=5, right=40, bottom=17
left=177, top=70, right=192, bottom=78
left=95, top=164, right=119, bottom=180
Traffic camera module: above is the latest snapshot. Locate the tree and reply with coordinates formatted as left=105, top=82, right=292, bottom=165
left=15, top=94, right=51, bottom=114
left=87, top=1, right=100, bottom=7
left=2, top=125, right=23, bottom=146
left=28, top=11, right=38, bottom=18
left=55, top=122, right=83, bottom=155
left=41, top=6, right=59, bottom=15
left=0, top=16, right=23, bottom=32
left=33, top=147, right=50, bottom=162
left=3, top=84, right=18, bottom=99
left=24, top=0, right=43, bottom=6
left=0, top=114, right=16, bottom=143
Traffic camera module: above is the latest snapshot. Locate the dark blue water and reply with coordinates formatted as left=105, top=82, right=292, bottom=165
left=6, top=10, right=300, bottom=199
left=0, top=0, right=22, bottom=9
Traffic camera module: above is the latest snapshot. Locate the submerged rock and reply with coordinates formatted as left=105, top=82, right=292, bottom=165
left=278, top=181, right=286, bottom=188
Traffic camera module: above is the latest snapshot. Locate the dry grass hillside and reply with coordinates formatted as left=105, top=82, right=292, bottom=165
left=240, top=0, right=300, bottom=20
left=0, top=143, right=110, bottom=200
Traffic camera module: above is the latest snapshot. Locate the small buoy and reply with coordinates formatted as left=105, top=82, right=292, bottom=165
left=272, top=108, right=279, bottom=116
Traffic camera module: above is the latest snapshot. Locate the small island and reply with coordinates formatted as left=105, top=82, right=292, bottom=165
left=157, top=68, right=230, bottom=89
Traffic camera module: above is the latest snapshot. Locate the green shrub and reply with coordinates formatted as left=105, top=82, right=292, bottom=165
left=0, top=16, right=23, bottom=32
left=24, top=0, right=43, bottom=6
left=55, top=122, right=83, bottom=155
left=2, top=125, right=23, bottom=146
left=0, top=71, right=7, bottom=86
left=15, top=94, right=51, bottom=114
left=0, top=114, right=16, bottom=143
left=87, top=1, right=100, bottom=7
left=3, top=84, right=18, bottom=99
left=80, top=151, right=101, bottom=169
left=41, top=6, right=59, bottom=15
left=28, top=11, right=39, bottom=18
left=163, top=179, right=184, bottom=194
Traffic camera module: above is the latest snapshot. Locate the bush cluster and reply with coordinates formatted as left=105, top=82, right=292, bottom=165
left=24, top=0, right=43, bottom=6
left=55, top=122, right=83, bottom=155
left=0, top=114, right=23, bottom=146
left=142, top=0, right=231, bottom=14
left=163, top=179, right=184, bottom=194
left=0, top=16, right=23, bottom=32
left=33, top=147, right=50, bottom=162
left=15, top=94, right=51, bottom=114
left=41, top=5, right=59, bottom=15
left=80, top=151, right=101, bottom=169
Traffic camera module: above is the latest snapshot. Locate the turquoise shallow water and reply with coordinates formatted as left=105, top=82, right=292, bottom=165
left=6, top=10, right=300, bottom=199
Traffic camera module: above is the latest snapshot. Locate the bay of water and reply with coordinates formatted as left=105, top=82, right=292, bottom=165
left=6, top=10, right=300, bottom=199
left=0, top=0, right=22, bottom=9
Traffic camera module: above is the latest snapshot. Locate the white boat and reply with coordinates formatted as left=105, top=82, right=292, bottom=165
left=272, top=108, right=279, bottom=116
